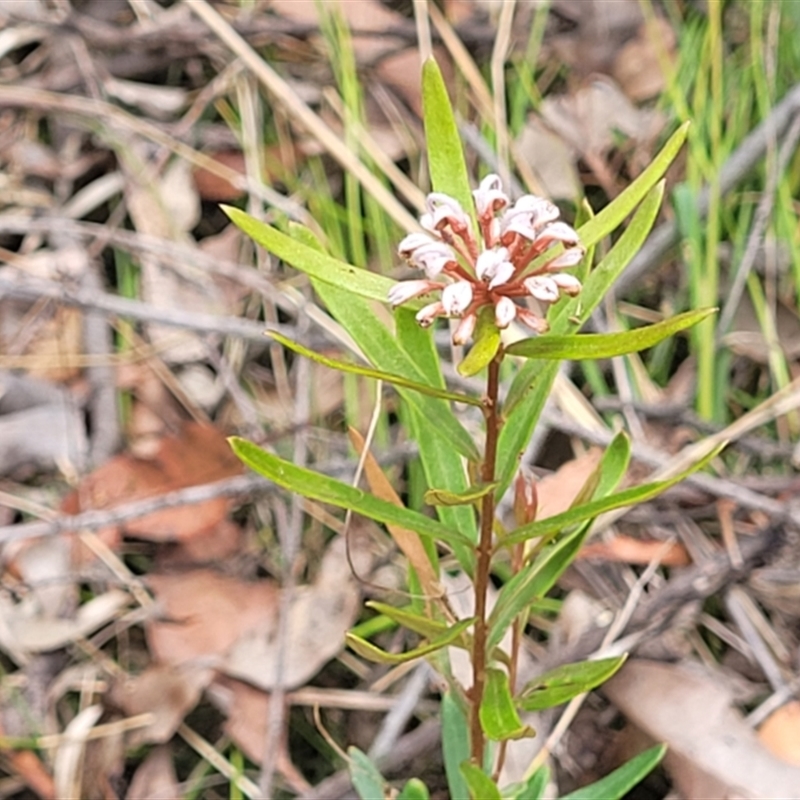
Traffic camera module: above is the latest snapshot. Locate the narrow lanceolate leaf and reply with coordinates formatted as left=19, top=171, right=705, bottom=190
left=345, top=617, right=474, bottom=664
left=594, top=431, right=631, bottom=499
left=505, top=308, right=716, bottom=361
left=479, top=668, right=535, bottom=741
left=424, top=482, right=499, bottom=507
left=422, top=58, right=474, bottom=221
left=457, top=307, right=501, bottom=377
left=229, top=438, right=471, bottom=549
left=459, top=762, right=502, bottom=800
left=366, top=601, right=457, bottom=641
left=312, top=281, right=480, bottom=463
left=501, top=443, right=723, bottom=549
left=223, top=206, right=396, bottom=303
left=559, top=744, right=666, bottom=800
left=442, top=692, right=471, bottom=800
left=487, top=524, right=590, bottom=654
left=347, top=747, right=387, bottom=800
left=268, top=331, right=482, bottom=406
left=497, top=181, right=667, bottom=498
left=576, top=121, right=689, bottom=250
left=486, top=445, right=723, bottom=652
left=517, top=656, right=627, bottom=711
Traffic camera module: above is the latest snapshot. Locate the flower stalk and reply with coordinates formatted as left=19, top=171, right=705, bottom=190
left=470, top=350, right=503, bottom=764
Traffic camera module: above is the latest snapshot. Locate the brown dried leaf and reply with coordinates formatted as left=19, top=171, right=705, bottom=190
left=210, top=676, right=312, bottom=794
left=269, top=0, right=404, bottom=64
left=146, top=537, right=366, bottom=691
left=536, top=448, right=603, bottom=521
left=61, top=422, right=243, bottom=547
left=540, top=77, right=662, bottom=159
left=145, top=569, right=279, bottom=666
left=224, top=535, right=366, bottom=690
left=579, top=535, right=690, bottom=566
left=349, top=428, right=440, bottom=600
left=108, top=664, right=212, bottom=746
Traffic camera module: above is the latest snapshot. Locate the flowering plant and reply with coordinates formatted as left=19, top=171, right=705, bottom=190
left=225, top=60, right=713, bottom=799
left=390, top=177, right=583, bottom=343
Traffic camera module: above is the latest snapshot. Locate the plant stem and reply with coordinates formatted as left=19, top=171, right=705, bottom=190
left=470, top=352, right=503, bottom=765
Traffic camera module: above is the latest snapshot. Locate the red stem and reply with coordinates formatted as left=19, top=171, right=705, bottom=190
left=469, top=352, right=503, bottom=765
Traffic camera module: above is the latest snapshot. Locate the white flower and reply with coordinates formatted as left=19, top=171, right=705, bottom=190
left=494, top=296, right=517, bottom=328
left=475, top=247, right=511, bottom=282
left=388, top=279, right=440, bottom=308
left=453, top=313, right=477, bottom=345
left=420, top=193, right=472, bottom=235
left=408, top=241, right=457, bottom=278
left=473, top=174, right=509, bottom=217
left=388, top=176, right=583, bottom=344
left=524, top=275, right=560, bottom=304
left=441, top=281, right=473, bottom=315
left=416, top=301, right=445, bottom=327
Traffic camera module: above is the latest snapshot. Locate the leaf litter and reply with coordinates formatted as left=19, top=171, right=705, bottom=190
left=0, top=0, right=799, bottom=797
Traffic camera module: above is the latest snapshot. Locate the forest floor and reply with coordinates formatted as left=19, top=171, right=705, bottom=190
left=2, top=1, right=800, bottom=798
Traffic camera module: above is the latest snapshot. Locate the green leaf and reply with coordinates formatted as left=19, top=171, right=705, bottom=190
left=268, top=330, right=481, bottom=407
left=457, top=307, right=501, bottom=377
left=487, top=445, right=722, bottom=652
left=229, top=438, right=470, bottom=549
left=424, top=481, right=499, bottom=507
left=396, top=307, right=478, bottom=563
left=576, top=121, right=689, bottom=250
left=508, top=766, right=550, bottom=800
left=459, top=762, right=502, bottom=800
left=365, top=601, right=456, bottom=641
left=479, top=668, right=535, bottom=741
left=517, top=656, right=627, bottom=711
left=487, top=524, right=590, bottom=654
left=504, top=308, right=716, bottom=360
left=422, top=58, right=474, bottom=220
left=593, top=431, right=631, bottom=499
left=397, top=778, right=430, bottom=800
left=312, top=282, right=480, bottom=463
left=442, top=692, right=471, bottom=800
left=501, top=443, right=722, bottom=549
left=224, top=206, right=395, bottom=303
left=345, top=617, right=474, bottom=664
left=497, top=181, right=667, bottom=499
left=348, top=747, right=387, bottom=800
left=559, top=744, right=666, bottom=800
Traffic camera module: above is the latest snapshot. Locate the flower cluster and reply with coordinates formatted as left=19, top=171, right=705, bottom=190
left=388, top=175, right=584, bottom=344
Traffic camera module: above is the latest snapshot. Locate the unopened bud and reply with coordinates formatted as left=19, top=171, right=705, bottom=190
left=513, top=470, right=538, bottom=527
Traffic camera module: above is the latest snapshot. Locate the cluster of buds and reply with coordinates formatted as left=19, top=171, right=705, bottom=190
left=388, top=175, right=584, bottom=344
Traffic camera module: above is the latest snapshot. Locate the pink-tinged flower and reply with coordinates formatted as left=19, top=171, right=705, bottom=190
left=420, top=193, right=472, bottom=236
left=390, top=176, right=584, bottom=341
left=416, top=300, right=445, bottom=327
left=453, top=312, right=477, bottom=345
left=442, top=281, right=473, bottom=315
left=473, top=174, right=509, bottom=218
left=408, top=241, right=457, bottom=278
left=388, top=279, right=441, bottom=308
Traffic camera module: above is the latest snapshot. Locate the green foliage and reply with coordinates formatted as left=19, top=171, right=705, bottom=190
left=560, top=745, right=667, bottom=800
left=230, top=52, right=704, bottom=800
left=505, top=308, right=716, bottom=360
left=517, top=657, right=627, bottom=711
left=479, top=668, right=534, bottom=741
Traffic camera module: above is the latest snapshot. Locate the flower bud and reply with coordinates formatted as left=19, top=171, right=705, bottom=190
left=513, top=470, right=538, bottom=527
